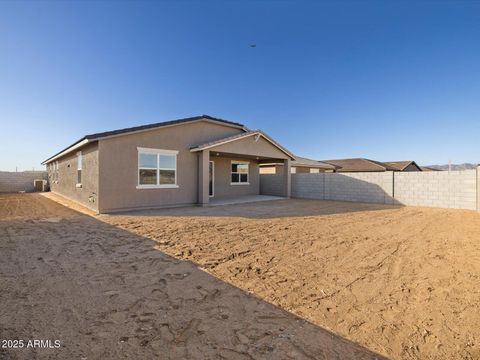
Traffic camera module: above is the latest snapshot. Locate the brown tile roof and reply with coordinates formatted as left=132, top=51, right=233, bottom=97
left=384, top=161, right=421, bottom=171
left=321, top=158, right=398, bottom=172
left=420, top=166, right=441, bottom=171
left=292, top=156, right=338, bottom=170
left=83, top=115, right=246, bottom=141
left=190, top=130, right=295, bottom=159
left=42, top=115, right=247, bottom=164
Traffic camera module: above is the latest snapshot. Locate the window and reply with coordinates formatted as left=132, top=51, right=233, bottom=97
left=310, top=168, right=320, bottom=174
left=291, top=167, right=297, bottom=174
left=231, top=161, right=249, bottom=184
left=77, top=151, right=82, bottom=186
left=137, top=147, right=178, bottom=189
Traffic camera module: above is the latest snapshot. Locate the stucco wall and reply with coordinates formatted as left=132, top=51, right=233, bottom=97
left=208, top=135, right=289, bottom=160
left=210, top=156, right=260, bottom=198
left=0, top=171, right=47, bottom=193
left=259, top=166, right=276, bottom=174
left=274, top=165, right=324, bottom=175
left=295, top=167, right=313, bottom=174
left=48, top=142, right=99, bottom=211
left=261, top=168, right=480, bottom=210
left=97, top=121, right=244, bottom=212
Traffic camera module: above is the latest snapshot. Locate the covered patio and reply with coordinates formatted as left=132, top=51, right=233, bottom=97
left=190, top=130, right=294, bottom=206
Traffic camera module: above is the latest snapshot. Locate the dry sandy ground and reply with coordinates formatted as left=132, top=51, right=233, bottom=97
left=0, top=193, right=385, bottom=360
left=101, top=198, right=480, bottom=360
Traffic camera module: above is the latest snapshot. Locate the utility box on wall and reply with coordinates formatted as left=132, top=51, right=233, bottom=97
left=33, top=179, right=48, bottom=192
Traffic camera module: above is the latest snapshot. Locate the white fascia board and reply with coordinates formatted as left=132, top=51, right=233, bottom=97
left=42, top=139, right=89, bottom=165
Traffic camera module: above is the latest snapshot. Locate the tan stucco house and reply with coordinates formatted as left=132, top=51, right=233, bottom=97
left=42, top=115, right=294, bottom=213
left=260, top=156, right=337, bottom=174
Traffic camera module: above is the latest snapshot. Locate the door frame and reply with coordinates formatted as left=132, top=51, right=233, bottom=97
left=209, top=160, right=214, bottom=197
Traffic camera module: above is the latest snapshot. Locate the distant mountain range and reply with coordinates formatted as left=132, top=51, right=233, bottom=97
left=425, top=163, right=478, bottom=171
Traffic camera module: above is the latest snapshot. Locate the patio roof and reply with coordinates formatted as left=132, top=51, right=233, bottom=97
left=190, top=130, right=295, bottom=160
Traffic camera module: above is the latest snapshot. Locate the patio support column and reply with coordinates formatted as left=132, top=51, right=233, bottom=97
left=198, top=150, right=210, bottom=205
left=283, top=158, right=291, bottom=198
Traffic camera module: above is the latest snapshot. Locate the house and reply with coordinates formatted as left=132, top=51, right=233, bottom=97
left=321, top=158, right=399, bottom=172
left=420, top=166, right=441, bottom=172
left=383, top=161, right=422, bottom=172
left=321, top=158, right=423, bottom=172
left=42, top=115, right=294, bottom=213
left=259, top=156, right=337, bottom=174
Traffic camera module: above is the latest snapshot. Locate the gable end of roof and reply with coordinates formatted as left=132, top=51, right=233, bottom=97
left=190, top=130, right=295, bottom=159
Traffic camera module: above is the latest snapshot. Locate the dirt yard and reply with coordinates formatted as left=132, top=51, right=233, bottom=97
left=0, top=193, right=385, bottom=360
left=102, top=198, right=480, bottom=360
left=1, top=193, right=480, bottom=359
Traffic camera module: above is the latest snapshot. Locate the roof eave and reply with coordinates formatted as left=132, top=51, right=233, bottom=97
left=41, top=115, right=248, bottom=165
left=292, top=163, right=337, bottom=170
left=190, top=131, right=295, bottom=160
left=41, top=138, right=90, bottom=165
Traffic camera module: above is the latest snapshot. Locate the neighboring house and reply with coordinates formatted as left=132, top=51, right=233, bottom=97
left=383, top=161, right=422, bottom=172
left=321, top=158, right=400, bottom=172
left=42, top=115, right=294, bottom=213
left=420, top=166, right=441, bottom=172
left=321, top=158, right=423, bottom=172
left=259, top=156, right=337, bottom=174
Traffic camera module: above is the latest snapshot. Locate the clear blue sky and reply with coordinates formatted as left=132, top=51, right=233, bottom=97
left=1, top=0, right=479, bottom=171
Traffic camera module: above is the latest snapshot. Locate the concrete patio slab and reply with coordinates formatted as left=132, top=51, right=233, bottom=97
left=208, top=194, right=286, bottom=206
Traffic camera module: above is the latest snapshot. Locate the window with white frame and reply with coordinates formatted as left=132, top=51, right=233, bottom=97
left=291, top=167, right=297, bottom=174
left=231, top=161, right=249, bottom=184
left=310, top=168, right=320, bottom=173
left=137, top=147, right=178, bottom=188
left=77, top=151, right=82, bottom=185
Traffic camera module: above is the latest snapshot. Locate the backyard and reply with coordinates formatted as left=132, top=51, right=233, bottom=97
left=1, top=193, right=479, bottom=359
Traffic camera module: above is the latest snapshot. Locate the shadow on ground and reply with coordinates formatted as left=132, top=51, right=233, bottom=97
left=0, top=194, right=388, bottom=359
left=111, top=198, right=403, bottom=220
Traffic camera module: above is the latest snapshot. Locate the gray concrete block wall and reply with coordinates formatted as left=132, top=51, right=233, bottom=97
left=267, top=172, right=394, bottom=204
left=0, top=171, right=47, bottom=193
left=262, top=168, right=479, bottom=211
left=394, top=169, right=478, bottom=210
left=259, top=174, right=284, bottom=196
left=324, top=172, right=394, bottom=204
left=291, top=173, right=325, bottom=199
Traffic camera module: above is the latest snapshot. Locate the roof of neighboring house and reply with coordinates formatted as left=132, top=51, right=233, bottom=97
left=420, top=166, right=441, bottom=171
left=292, top=156, right=338, bottom=170
left=42, top=115, right=247, bottom=164
left=321, top=158, right=399, bottom=172
left=190, top=130, right=295, bottom=159
left=383, top=161, right=421, bottom=171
